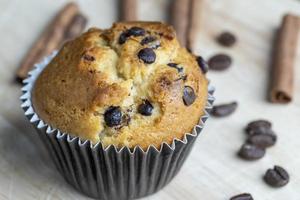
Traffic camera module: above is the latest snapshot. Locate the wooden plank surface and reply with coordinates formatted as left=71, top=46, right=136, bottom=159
left=0, top=0, right=300, bottom=199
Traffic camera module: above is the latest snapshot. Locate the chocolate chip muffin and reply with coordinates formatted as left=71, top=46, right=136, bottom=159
left=32, top=22, right=208, bottom=150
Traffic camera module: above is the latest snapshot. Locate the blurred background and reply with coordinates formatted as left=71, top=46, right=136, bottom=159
left=0, top=0, right=300, bottom=199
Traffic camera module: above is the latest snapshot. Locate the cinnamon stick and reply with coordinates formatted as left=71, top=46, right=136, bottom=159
left=64, top=13, right=88, bottom=41
left=270, top=14, right=300, bottom=103
left=171, top=0, right=190, bottom=46
left=120, top=0, right=137, bottom=21
left=186, top=0, right=203, bottom=52
left=16, top=2, right=87, bottom=82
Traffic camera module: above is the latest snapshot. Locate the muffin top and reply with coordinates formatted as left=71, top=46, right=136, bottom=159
left=32, top=22, right=208, bottom=150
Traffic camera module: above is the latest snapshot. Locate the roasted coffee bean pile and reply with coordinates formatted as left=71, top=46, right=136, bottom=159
left=238, top=119, right=277, bottom=160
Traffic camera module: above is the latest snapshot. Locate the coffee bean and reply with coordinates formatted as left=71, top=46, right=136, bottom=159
left=247, top=130, right=277, bottom=148
left=264, top=166, right=289, bottom=187
left=138, top=100, right=153, bottom=116
left=245, top=120, right=272, bottom=136
left=238, top=143, right=265, bottom=160
left=211, top=102, right=237, bottom=117
left=138, top=48, right=156, bottom=64
left=127, top=27, right=145, bottom=37
left=196, top=56, right=209, bottom=74
left=217, top=31, right=237, bottom=47
left=104, top=106, right=122, bottom=127
left=230, top=193, right=253, bottom=200
left=141, top=36, right=156, bottom=45
left=118, top=27, right=146, bottom=44
left=208, top=54, right=232, bottom=71
left=167, top=63, right=183, bottom=73
left=183, top=86, right=196, bottom=106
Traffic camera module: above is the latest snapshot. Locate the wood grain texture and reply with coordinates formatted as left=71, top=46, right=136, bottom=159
left=0, top=0, right=300, bottom=199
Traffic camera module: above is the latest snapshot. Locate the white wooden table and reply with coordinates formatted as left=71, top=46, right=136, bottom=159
left=0, top=0, right=300, bottom=199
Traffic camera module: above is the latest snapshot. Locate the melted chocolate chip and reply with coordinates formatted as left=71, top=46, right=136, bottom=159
left=183, top=86, right=196, bottom=106
left=118, top=32, right=128, bottom=44
left=167, top=63, right=183, bottom=73
left=138, top=100, right=153, bottom=116
left=141, top=36, right=156, bottom=45
left=118, top=27, right=146, bottom=44
left=127, top=27, right=145, bottom=36
left=138, top=48, right=156, bottom=64
left=104, top=106, right=122, bottom=127
left=83, top=54, right=95, bottom=61
left=196, top=56, right=209, bottom=74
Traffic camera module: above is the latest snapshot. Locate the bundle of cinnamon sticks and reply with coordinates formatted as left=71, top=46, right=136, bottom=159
left=16, top=2, right=87, bottom=82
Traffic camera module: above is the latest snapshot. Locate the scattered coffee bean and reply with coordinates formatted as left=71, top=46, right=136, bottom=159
left=245, top=120, right=272, bottom=136
left=196, top=56, right=209, bottom=74
left=264, top=166, right=289, bottom=187
left=208, top=54, right=232, bottom=71
left=118, top=27, right=146, bottom=44
left=211, top=102, right=238, bottom=117
left=167, top=63, right=183, bottom=73
left=138, top=48, right=156, bottom=64
left=141, top=36, right=156, bottom=45
left=127, top=27, right=145, bottom=36
left=104, top=106, right=122, bottom=127
left=238, top=143, right=265, bottom=160
left=217, top=31, right=237, bottom=47
left=183, top=86, right=196, bottom=106
left=247, top=131, right=277, bottom=148
left=138, top=100, right=153, bottom=116
left=230, top=193, right=253, bottom=200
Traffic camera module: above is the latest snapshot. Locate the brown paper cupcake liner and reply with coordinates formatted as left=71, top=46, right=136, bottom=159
left=20, top=53, right=215, bottom=200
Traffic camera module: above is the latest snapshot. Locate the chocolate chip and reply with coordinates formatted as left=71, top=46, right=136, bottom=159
left=238, top=143, right=265, bottom=160
left=264, top=166, right=289, bottom=187
left=138, top=48, right=156, bottom=64
left=122, top=113, right=131, bottom=126
left=127, top=27, right=145, bottom=37
left=141, top=36, right=156, bottom=45
left=167, top=63, right=183, bottom=73
left=196, top=56, right=209, bottom=74
left=211, top=102, right=238, bottom=117
left=217, top=31, right=237, bottom=47
left=245, top=120, right=272, bottom=136
left=118, top=27, right=146, bottom=44
left=138, top=100, right=153, bottom=116
left=183, top=86, right=196, bottom=106
left=141, top=36, right=160, bottom=49
left=118, top=32, right=128, bottom=44
left=208, top=54, right=232, bottom=71
left=83, top=54, right=95, bottom=61
left=104, top=106, right=122, bottom=127
left=247, top=130, right=277, bottom=148
left=230, top=193, right=253, bottom=200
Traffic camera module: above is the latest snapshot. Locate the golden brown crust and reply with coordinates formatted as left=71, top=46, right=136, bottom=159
left=32, top=21, right=208, bottom=150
